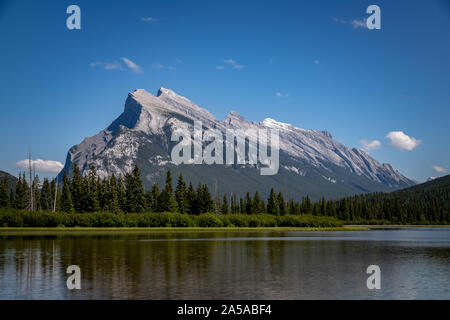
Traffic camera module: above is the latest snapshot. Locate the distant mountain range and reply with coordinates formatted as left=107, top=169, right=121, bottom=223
left=58, top=87, right=416, bottom=200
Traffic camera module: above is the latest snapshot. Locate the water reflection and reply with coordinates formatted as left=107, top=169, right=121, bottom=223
left=0, top=229, right=449, bottom=299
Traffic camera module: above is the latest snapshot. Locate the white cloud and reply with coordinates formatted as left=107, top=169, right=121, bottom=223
left=432, top=165, right=447, bottom=173
left=224, top=58, right=244, bottom=70
left=216, top=66, right=224, bottom=70
left=90, top=61, right=122, bottom=71
left=90, top=58, right=142, bottom=73
left=104, top=62, right=122, bottom=70
left=386, top=131, right=421, bottom=151
left=16, top=159, right=64, bottom=174
left=120, top=57, right=143, bottom=73
left=331, top=16, right=367, bottom=29
left=331, top=17, right=346, bottom=24
left=141, top=17, right=159, bottom=22
left=351, top=19, right=367, bottom=29
left=360, top=139, right=381, bottom=152
left=224, top=59, right=235, bottom=65
left=276, top=91, right=289, bottom=97
left=314, top=59, right=319, bottom=65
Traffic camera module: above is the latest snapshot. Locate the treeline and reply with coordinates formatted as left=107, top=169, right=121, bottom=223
left=0, top=165, right=448, bottom=225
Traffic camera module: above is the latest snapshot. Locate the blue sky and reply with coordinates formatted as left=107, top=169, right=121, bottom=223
left=0, top=0, right=449, bottom=182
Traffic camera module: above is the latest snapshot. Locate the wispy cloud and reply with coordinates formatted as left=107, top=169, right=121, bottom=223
left=351, top=18, right=367, bottom=29
left=360, top=139, right=381, bottom=153
left=120, top=57, right=143, bottom=73
left=16, top=159, right=64, bottom=174
left=141, top=17, right=159, bottom=22
left=153, top=63, right=175, bottom=71
left=224, top=58, right=245, bottom=70
left=90, top=58, right=143, bottom=73
left=216, top=66, right=224, bottom=70
left=314, top=59, right=319, bottom=65
left=331, top=16, right=367, bottom=29
left=432, top=165, right=447, bottom=173
left=276, top=91, right=289, bottom=97
left=90, top=61, right=123, bottom=71
left=386, top=131, right=421, bottom=151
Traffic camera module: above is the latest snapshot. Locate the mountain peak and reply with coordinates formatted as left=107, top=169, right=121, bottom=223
left=261, top=118, right=291, bottom=130
left=157, top=87, right=176, bottom=97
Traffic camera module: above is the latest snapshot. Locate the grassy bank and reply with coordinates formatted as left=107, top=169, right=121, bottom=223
left=0, top=226, right=367, bottom=235
left=0, top=208, right=344, bottom=228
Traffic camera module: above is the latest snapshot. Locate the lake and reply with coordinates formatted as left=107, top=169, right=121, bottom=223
left=0, top=227, right=449, bottom=299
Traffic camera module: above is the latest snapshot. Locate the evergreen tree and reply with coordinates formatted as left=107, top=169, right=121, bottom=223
left=267, top=188, right=279, bottom=215
left=221, top=194, right=229, bottom=214
left=252, top=191, right=265, bottom=214
left=32, top=175, right=41, bottom=211
left=197, top=184, right=214, bottom=213
left=158, top=170, right=177, bottom=212
left=186, top=182, right=197, bottom=215
left=117, top=175, right=126, bottom=212
left=15, top=173, right=28, bottom=209
left=0, top=177, right=9, bottom=207
left=86, top=165, right=100, bottom=212
left=40, top=178, right=52, bottom=210
left=103, top=175, right=120, bottom=213
left=125, top=165, right=145, bottom=213
left=70, top=165, right=83, bottom=212
left=175, top=174, right=188, bottom=214
left=60, top=171, right=73, bottom=213
left=244, top=192, right=252, bottom=214
left=278, top=192, right=286, bottom=215
left=151, top=183, right=160, bottom=212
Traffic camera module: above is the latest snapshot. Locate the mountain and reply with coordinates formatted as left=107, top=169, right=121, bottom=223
left=58, top=87, right=416, bottom=200
left=0, top=170, right=18, bottom=192
left=394, top=174, right=449, bottom=196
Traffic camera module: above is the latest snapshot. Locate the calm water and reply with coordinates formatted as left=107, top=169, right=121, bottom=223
left=0, top=227, right=449, bottom=299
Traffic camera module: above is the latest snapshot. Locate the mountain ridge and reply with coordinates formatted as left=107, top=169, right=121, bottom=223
left=58, top=87, right=416, bottom=200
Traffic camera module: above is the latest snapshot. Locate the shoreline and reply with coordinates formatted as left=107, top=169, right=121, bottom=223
left=0, top=225, right=448, bottom=236
left=0, top=226, right=367, bottom=235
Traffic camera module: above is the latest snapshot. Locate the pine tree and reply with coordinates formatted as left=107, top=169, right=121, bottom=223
left=278, top=192, right=286, bottom=215
left=175, top=174, right=188, bottom=214
left=0, top=177, right=9, bottom=207
left=158, top=170, right=177, bottom=212
left=40, top=178, right=52, bottom=210
left=267, top=188, right=279, bottom=215
left=86, top=165, right=100, bottom=212
left=245, top=192, right=252, bottom=214
left=151, top=183, right=160, bottom=212
left=186, top=182, right=197, bottom=215
left=71, top=165, right=83, bottom=212
left=221, top=194, right=229, bottom=214
left=32, top=175, right=41, bottom=211
left=60, top=171, right=74, bottom=213
left=117, top=175, right=126, bottom=212
left=103, top=175, right=120, bottom=213
left=252, top=191, right=264, bottom=214
left=197, top=184, right=213, bottom=213
left=125, top=165, right=145, bottom=213
left=15, top=173, right=28, bottom=209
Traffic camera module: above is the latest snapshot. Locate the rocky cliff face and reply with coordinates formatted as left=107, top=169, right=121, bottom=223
left=58, top=87, right=416, bottom=200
